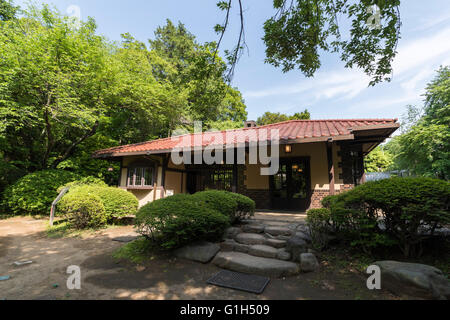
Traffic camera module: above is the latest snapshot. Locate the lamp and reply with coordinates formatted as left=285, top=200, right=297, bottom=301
left=285, top=145, right=292, bottom=153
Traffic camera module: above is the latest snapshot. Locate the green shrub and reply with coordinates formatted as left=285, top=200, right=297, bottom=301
left=91, top=186, right=138, bottom=219
left=306, top=208, right=332, bottom=249
left=58, top=188, right=107, bottom=229
left=192, top=190, right=238, bottom=221
left=192, top=190, right=255, bottom=223
left=135, top=194, right=230, bottom=250
left=228, top=192, right=256, bottom=221
left=325, top=177, right=450, bottom=256
left=58, top=185, right=138, bottom=220
left=57, top=176, right=107, bottom=192
left=2, top=170, right=80, bottom=216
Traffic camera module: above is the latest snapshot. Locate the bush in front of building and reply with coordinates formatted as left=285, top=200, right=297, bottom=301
left=227, top=192, right=256, bottom=220
left=58, top=188, right=107, bottom=229
left=317, top=177, right=450, bottom=257
left=192, top=190, right=255, bottom=223
left=2, top=170, right=80, bottom=216
left=135, top=194, right=230, bottom=250
left=58, top=185, right=139, bottom=221
left=57, top=176, right=108, bottom=192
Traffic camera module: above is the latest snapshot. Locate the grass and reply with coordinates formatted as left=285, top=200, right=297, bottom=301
left=46, top=219, right=115, bottom=239
left=112, top=237, right=157, bottom=264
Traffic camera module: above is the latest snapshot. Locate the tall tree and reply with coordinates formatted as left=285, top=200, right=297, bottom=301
left=257, top=110, right=310, bottom=125
left=0, top=0, right=18, bottom=21
left=215, top=0, right=401, bottom=85
left=385, top=67, right=450, bottom=179
left=149, top=20, right=247, bottom=128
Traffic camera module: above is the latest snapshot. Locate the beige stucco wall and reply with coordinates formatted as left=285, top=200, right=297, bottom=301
left=244, top=142, right=342, bottom=191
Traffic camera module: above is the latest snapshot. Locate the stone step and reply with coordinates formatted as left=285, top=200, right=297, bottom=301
left=248, top=244, right=278, bottom=259
left=212, top=252, right=300, bottom=277
left=235, top=233, right=266, bottom=245
left=264, top=238, right=286, bottom=249
left=264, top=226, right=293, bottom=237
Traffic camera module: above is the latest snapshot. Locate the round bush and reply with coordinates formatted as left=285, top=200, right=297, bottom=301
left=192, top=190, right=255, bottom=222
left=325, top=177, right=450, bottom=256
left=90, top=186, right=139, bottom=219
left=306, top=208, right=332, bottom=249
left=57, top=176, right=107, bottom=193
left=191, top=190, right=238, bottom=221
left=58, top=189, right=107, bottom=229
left=2, top=170, right=80, bottom=216
left=135, top=194, right=230, bottom=250
left=228, top=192, right=256, bottom=220
left=58, top=185, right=139, bottom=220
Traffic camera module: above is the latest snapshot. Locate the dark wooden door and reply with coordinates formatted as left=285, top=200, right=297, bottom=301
left=270, top=158, right=311, bottom=211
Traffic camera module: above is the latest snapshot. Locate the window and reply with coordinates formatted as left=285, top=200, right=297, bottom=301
left=127, top=167, right=154, bottom=187
left=203, top=167, right=234, bottom=191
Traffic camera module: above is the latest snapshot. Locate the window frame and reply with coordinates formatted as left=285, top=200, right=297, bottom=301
left=126, top=161, right=157, bottom=189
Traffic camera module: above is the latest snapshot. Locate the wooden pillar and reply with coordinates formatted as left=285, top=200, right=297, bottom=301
left=232, top=150, right=238, bottom=193
left=327, top=142, right=335, bottom=195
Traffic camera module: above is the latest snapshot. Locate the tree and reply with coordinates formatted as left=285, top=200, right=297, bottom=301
left=0, top=5, right=111, bottom=172
left=215, top=0, right=401, bottom=85
left=385, top=67, right=450, bottom=179
left=149, top=20, right=247, bottom=129
left=364, top=146, right=393, bottom=172
left=256, top=110, right=310, bottom=125
left=0, top=0, right=18, bottom=21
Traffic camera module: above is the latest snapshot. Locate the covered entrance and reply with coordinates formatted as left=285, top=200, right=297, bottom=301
left=270, top=157, right=311, bottom=211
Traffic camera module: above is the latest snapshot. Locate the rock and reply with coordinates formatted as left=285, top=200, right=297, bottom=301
left=235, top=233, right=266, bottom=245
left=374, top=261, right=450, bottom=300
left=294, top=231, right=311, bottom=243
left=224, top=227, right=241, bottom=239
left=248, top=245, right=278, bottom=259
left=265, top=238, right=287, bottom=249
left=174, top=242, right=220, bottom=263
left=234, top=242, right=250, bottom=253
left=242, top=224, right=265, bottom=233
left=275, top=235, right=291, bottom=241
left=265, top=226, right=292, bottom=237
left=220, top=239, right=236, bottom=251
left=212, top=252, right=300, bottom=277
left=277, top=249, right=291, bottom=261
left=286, top=236, right=308, bottom=262
left=297, top=224, right=310, bottom=233
left=300, top=253, right=319, bottom=272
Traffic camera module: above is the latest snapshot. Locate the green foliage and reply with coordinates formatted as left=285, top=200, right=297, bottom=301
left=88, top=186, right=138, bottom=219
left=227, top=192, right=256, bottom=220
left=112, top=237, right=155, bottom=264
left=135, top=194, right=230, bottom=250
left=59, top=185, right=138, bottom=220
left=262, top=0, right=401, bottom=85
left=385, top=67, right=450, bottom=179
left=306, top=208, right=332, bottom=249
left=2, top=170, right=79, bottom=215
left=364, top=146, right=393, bottom=172
left=58, top=176, right=107, bottom=193
left=323, top=177, right=450, bottom=257
left=58, top=188, right=107, bottom=229
left=192, top=190, right=255, bottom=223
left=0, top=0, right=18, bottom=21
left=256, top=110, right=310, bottom=126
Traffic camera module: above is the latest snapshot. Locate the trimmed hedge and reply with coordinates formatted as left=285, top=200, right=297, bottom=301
left=318, top=177, right=450, bottom=256
left=135, top=194, right=230, bottom=250
left=2, top=170, right=80, bottom=216
left=58, top=185, right=139, bottom=221
left=192, top=190, right=255, bottom=223
left=58, top=176, right=107, bottom=192
left=58, top=188, right=107, bottom=229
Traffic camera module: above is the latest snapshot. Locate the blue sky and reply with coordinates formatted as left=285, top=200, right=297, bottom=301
left=15, top=0, right=450, bottom=122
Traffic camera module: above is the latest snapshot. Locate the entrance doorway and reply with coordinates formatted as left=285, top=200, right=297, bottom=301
left=270, top=157, right=311, bottom=211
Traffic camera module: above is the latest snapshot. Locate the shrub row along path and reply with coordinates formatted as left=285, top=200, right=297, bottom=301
left=0, top=216, right=396, bottom=300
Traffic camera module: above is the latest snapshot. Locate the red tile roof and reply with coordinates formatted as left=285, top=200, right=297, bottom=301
left=93, top=119, right=398, bottom=157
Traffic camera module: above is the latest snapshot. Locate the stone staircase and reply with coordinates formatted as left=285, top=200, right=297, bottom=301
left=212, top=219, right=311, bottom=277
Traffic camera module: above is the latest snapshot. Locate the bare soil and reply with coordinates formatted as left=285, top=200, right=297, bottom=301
left=0, top=216, right=398, bottom=300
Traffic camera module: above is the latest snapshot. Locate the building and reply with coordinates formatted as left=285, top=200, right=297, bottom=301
left=93, top=119, right=399, bottom=211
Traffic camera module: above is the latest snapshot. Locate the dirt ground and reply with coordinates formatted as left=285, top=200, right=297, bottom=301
left=0, top=216, right=398, bottom=300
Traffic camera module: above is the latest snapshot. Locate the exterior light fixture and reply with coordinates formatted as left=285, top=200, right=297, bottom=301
left=108, top=167, right=114, bottom=172
left=285, top=145, right=292, bottom=153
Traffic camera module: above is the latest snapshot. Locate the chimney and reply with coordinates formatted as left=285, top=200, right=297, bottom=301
left=244, top=120, right=257, bottom=128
